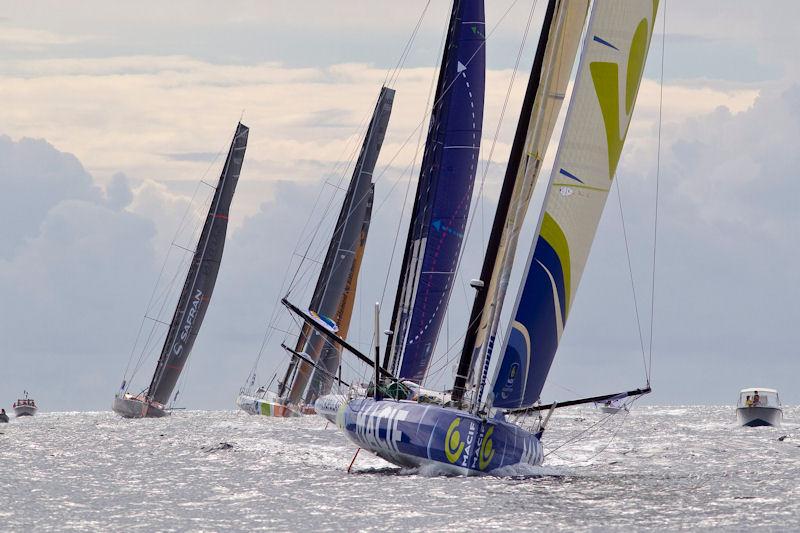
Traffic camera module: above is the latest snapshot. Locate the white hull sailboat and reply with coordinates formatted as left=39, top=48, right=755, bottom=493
left=238, top=87, right=394, bottom=418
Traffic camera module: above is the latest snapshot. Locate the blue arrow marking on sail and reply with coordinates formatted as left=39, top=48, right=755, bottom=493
left=592, top=35, right=619, bottom=51
left=559, top=168, right=584, bottom=183
left=432, top=219, right=464, bottom=238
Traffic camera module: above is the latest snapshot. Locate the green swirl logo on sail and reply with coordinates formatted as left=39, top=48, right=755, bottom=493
left=590, top=17, right=650, bottom=178
left=479, top=426, right=495, bottom=470
left=445, top=418, right=465, bottom=463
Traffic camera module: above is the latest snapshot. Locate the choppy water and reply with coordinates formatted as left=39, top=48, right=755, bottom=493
left=1, top=406, right=799, bottom=531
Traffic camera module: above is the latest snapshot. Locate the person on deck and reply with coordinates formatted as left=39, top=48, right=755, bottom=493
left=752, top=391, right=761, bottom=406
left=745, top=395, right=752, bottom=407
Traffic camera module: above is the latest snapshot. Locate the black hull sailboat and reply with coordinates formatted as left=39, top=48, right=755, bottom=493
left=114, top=122, right=249, bottom=418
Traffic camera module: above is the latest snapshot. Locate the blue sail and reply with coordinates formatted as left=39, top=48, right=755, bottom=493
left=386, top=0, right=485, bottom=383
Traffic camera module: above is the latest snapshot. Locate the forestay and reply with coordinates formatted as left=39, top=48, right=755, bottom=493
left=490, top=0, right=659, bottom=410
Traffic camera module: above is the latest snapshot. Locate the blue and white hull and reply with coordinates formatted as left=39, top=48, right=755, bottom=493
left=314, top=394, right=347, bottom=423
left=339, top=398, right=543, bottom=475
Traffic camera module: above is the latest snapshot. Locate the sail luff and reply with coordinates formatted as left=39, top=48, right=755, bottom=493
left=489, top=0, right=659, bottom=410
left=285, top=87, right=394, bottom=404
left=384, top=0, right=486, bottom=383
left=147, top=122, right=249, bottom=405
left=304, top=183, right=375, bottom=401
left=452, top=0, right=559, bottom=406
left=383, top=4, right=462, bottom=373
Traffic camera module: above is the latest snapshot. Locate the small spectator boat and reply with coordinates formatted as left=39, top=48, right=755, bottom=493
left=737, top=388, right=782, bottom=427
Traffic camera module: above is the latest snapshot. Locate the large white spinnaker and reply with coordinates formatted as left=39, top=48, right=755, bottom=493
left=488, top=0, right=659, bottom=410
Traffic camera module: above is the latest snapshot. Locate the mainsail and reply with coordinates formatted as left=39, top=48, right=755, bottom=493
left=489, top=0, right=659, bottom=410
left=385, top=0, right=485, bottom=383
left=147, top=122, right=249, bottom=405
left=282, top=87, right=394, bottom=405
left=452, top=0, right=589, bottom=406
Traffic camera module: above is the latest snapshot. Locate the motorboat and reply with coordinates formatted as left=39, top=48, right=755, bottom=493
left=12, top=391, right=38, bottom=417
left=736, top=388, right=782, bottom=427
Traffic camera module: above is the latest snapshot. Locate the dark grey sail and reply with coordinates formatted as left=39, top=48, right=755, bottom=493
left=285, top=87, right=394, bottom=405
left=304, top=184, right=373, bottom=402
left=147, top=122, right=249, bottom=405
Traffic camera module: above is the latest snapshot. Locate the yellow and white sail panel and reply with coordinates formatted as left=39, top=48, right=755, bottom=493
left=455, top=0, right=589, bottom=406
left=491, top=0, right=659, bottom=410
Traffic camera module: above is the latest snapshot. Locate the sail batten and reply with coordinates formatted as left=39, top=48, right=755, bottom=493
left=385, top=0, right=485, bottom=383
left=147, top=122, right=249, bottom=405
left=489, top=0, right=659, bottom=411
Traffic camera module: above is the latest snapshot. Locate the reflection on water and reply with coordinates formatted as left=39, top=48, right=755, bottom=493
left=1, top=406, right=798, bottom=531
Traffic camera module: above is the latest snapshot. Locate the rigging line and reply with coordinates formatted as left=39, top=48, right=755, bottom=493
left=129, top=232, right=195, bottom=382
left=122, top=179, right=203, bottom=381
left=648, top=0, right=667, bottom=384
left=615, top=178, right=648, bottom=383
left=124, top=144, right=224, bottom=384
left=420, top=0, right=538, bottom=389
left=378, top=15, right=444, bottom=308
left=545, top=396, right=641, bottom=464
left=245, top=156, right=361, bottom=388
left=291, top=0, right=522, bottom=302
left=285, top=1, right=433, bottom=298
left=543, top=409, right=618, bottom=457
left=383, top=0, right=433, bottom=89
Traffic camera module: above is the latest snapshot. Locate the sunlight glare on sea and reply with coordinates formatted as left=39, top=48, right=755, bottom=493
left=1, top=406, right=798, bottom=531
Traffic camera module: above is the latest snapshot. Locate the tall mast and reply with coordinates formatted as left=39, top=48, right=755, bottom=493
left=147, top=122, right=249, bottom=405
left=452, top=0, right=589, bottom=409
left=452, top=0, right=560, bottom=406
left=284, top=87, right=395, bottom=405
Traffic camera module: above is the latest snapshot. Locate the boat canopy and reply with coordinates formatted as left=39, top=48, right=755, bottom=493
left=738, top=389, right=781, bottom=408
left=739, top=387, right=778, bottom=394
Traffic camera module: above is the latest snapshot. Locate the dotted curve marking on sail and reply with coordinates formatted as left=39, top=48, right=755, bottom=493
left=408, top=62, right=479, bottom=347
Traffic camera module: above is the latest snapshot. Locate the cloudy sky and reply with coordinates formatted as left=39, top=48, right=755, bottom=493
left=1, top=1, right=799, bottom=411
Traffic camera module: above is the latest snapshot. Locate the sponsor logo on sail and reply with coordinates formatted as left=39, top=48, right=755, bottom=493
left=173, top=289, right=203, bottom=356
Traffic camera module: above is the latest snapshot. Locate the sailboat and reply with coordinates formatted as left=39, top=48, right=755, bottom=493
left=236, top=87, right=394, bottom=417
left=298, top=0, right=658, bottom=474
left=113, top=122, right=249, bottom=418
left=313, top=0, right=486, bottom=421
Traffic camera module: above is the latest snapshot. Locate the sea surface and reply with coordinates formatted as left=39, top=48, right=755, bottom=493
left=1, top=406, right=799, bottom=531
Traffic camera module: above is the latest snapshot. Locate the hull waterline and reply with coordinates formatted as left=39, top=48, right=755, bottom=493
left=314, top=394, right=346, bottom=423
left=13, top=406, right=37, bottom=417
left=236, top=394, right=302, bottom=417
left=737, top=406, right=782, bottom=427
left=112, top=395, right=167, bottom=419
left=338, top=398, right=543, bottom=476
